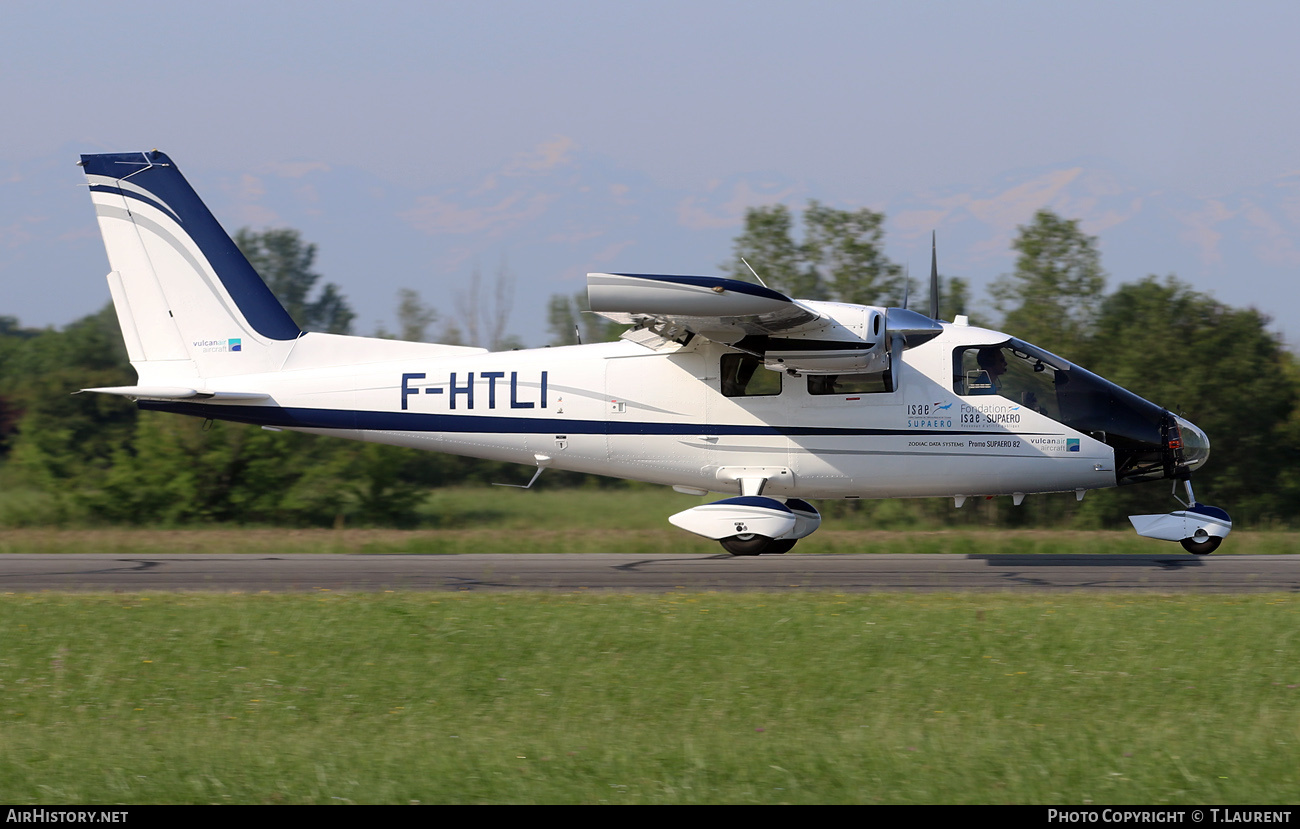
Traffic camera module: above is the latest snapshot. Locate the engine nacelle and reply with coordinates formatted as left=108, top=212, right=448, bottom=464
left=758, top=303, right=888, bottom=375
left=755, top=304, right=942, bottom=375
left=763, top=342, right=889, bottom=375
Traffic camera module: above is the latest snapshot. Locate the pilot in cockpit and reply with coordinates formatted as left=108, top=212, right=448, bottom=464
left=976, top=347, right=1008, bottom=390
left=976, top=345, right=1044, bottom=411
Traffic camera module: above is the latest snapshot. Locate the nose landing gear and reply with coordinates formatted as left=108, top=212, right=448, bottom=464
left=1129, top=478, right=1232, bottom=554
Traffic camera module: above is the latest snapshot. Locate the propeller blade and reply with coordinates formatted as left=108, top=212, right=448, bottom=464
left=929, top=231, right=940, bottom=320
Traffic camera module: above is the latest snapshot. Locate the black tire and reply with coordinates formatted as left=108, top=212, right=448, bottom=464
left=1181, top=536, right=1222, bottom=555
left=720, top=534, right=773, bottom=556
left=765, top=538, right=797, bottom=554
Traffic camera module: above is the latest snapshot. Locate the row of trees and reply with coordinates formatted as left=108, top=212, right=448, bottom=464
left=1, top=206, right=1295, bottom=529
left=0, top=232, right=535, bottom=528
left=720, top=201, right=973, bottom=320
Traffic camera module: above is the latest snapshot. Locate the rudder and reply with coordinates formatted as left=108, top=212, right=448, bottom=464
left=81, top=150, right=302, bottom=381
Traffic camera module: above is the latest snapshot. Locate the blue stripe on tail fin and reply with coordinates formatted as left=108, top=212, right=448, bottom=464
left=80, top=150, right=302, bottom=341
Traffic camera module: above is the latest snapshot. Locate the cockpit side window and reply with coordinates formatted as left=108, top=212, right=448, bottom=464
left=952, top=343, right=1062, bottom=420
left=953, top=346, right=1004, bottom=396
left=721, top=353, right=781, bottom=397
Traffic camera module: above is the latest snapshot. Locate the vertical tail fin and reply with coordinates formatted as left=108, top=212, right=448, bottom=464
left=80, top=150, right=302, bottom=381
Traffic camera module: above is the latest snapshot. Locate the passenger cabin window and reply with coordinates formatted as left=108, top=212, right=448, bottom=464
left=807, top=372, right=892, bottom=395
left=721, top=353, right=781, bottom=397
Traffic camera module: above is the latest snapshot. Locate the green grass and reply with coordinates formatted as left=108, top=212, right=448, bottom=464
left=0, top=592, right=1296, bottom=804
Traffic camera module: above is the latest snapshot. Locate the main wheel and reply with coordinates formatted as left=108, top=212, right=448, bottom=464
left=765, top=538, right=797, bottom=554
left=720, top=534, right=773, bottom=556
left=1180, top=535, right=1222, bottom=555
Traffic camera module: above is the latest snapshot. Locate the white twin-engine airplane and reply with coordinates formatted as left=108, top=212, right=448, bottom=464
left=78, top=150, right=1231, bottom=555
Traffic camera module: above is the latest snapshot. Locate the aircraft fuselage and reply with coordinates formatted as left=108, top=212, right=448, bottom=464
left=143, top=326, right=1116, bottom=502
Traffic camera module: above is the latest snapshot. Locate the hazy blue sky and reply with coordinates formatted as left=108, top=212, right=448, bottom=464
left=6, top=1, right=1300, bottom=341
left=7, top=1, right=1298, bottom=197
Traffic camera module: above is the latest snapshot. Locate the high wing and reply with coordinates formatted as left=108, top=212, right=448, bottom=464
left=587, top=271, right=942, bottom=375
left=586, top=272, right=822, bottom=343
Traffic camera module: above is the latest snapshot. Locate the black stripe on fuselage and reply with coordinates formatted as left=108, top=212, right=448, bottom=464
left=138, top=401, right=1054, bottom=438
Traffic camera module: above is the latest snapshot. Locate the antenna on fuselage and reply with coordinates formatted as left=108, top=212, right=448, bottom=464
left=901, top=264, right=910, bottom=309
left=929, top=231, right=941, bottom=321
left=741, top=258, right=769, bottom=289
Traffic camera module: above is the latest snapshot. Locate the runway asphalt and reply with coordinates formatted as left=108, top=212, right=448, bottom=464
left=0, top=553, right=1296, bottom=592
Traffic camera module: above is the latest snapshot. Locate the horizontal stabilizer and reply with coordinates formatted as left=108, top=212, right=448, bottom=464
left=79, top=386, right=269, bottom=401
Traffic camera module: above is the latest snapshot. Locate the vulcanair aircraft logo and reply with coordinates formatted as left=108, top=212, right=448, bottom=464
left=193, top=337, right=242, bottom=354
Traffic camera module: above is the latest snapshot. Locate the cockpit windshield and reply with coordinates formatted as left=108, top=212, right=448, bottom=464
left=954, top=339, right=1172, bottom=483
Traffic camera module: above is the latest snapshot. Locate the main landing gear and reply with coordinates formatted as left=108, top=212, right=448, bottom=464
left=669, top=496, right=821, bottom=556
left=1129, top=477, right=1232, bottom=555
left=720, top=535, right=799, bottom=556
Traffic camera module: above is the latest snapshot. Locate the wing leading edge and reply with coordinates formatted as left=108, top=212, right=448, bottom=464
left=587, top=271, right=944, bottom=376
left=587, top=272, right=821, bottom=344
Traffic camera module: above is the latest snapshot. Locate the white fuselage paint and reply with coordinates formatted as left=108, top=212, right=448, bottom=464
left=199, top=323, right=1114, bottom=501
